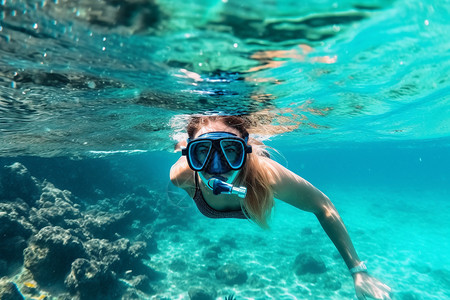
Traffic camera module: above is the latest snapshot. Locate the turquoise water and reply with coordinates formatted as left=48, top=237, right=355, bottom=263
left=1, top=0, right=450, bottom=299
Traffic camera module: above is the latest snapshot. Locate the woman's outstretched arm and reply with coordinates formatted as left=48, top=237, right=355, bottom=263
left=265, top=158, right=392, bottom=299
left=170, top=157, right=194, bottom=189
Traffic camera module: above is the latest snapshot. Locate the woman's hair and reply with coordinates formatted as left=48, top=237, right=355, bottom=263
left=186, top=115, right=276, bottom=229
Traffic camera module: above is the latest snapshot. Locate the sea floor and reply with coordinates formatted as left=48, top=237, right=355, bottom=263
left=149, top=183, right=450, bottom=300
left=1, top=162, right=449, bottom=299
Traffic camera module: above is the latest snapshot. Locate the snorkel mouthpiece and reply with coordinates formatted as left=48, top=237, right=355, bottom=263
left=208, top=178, right=247, bottom=198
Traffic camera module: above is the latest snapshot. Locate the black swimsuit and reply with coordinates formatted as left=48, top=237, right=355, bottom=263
left=192, top=173, right=247, bottom=219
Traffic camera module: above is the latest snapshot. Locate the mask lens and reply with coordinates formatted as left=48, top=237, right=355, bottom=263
left=189, top=140, right=212, bottom=170
left=220, top=139, right=245, bottom=169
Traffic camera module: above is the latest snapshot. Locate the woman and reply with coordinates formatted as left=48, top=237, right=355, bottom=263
left=170, top=115, right=391, bottom=300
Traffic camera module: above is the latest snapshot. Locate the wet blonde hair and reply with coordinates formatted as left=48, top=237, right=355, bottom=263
left=187, top=115, right=277, bottom=229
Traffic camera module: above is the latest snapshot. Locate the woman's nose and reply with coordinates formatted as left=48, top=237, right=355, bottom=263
left=206, top=151, right=230, bottom=174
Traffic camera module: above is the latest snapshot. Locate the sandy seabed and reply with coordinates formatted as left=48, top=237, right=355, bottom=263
left=1, top=161, right=449, bottom=299
left=147, top=184, right=450, bottom=299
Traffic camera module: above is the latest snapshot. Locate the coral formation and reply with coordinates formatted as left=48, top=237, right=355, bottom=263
left=0, top=162, right=163, bottom=299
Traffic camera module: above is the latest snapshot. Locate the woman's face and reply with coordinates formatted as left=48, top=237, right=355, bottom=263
left=194, top=120, right=242, bottom=181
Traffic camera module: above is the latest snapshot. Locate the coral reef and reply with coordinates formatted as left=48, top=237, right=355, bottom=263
left=65, top=258, right=119, bottom=299
left=0, top=162, right=166, bottom=299
left=0, top=162, right=40, bottom=204
left=23, top=226, right=87, bottom=284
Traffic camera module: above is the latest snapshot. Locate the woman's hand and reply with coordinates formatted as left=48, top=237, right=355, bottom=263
left=353, top=272, right=392, bottom=300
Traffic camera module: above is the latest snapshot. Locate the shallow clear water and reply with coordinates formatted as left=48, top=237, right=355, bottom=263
left=1, top=0, right=450, bottom=299
left=1, top=0, right=449, bottom=156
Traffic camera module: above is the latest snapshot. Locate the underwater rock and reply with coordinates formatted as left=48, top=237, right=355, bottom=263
left=1, top=163, right=40, bottom=204
left=22, top=182, right=84, bottom=230
left=135, top=230, right=158, bottom=254
left=0, top=211, right=33, bottom=262
left=84, top=239, right=126, bottom=272
left=28, top=208, right=51, bottom=230
left=0, top=161, right=166, bottom=299
left=0, top=198, right=30, bottom=219
left=118, top=194, right=158, bottom=223
left=0, top=279, right=24, bottom=300
left=35, top=185, right=82, bottom=228
left=38, top=181, right=77, bottom=205
left=202, top=245, right=222, bottom=260
left=247, top=274, right=269, bottom=289
left=215, top=263, right=248, bottom=285
left=169, top=258, right=188, bottom=272
left=82, top=210, right=132, bottom=239
left=84, top=238, right=149, bottom=275
left=120, top=197, right=158, bottom=223
left=23, top=226, right=86, bottom=285
left=65, top=258, right=118, bottom=299
left=202, top=249, right=219, bottom=260
left=188, top=286, right=217, bottom=300
left=128, top=241, right=148, bottom=260
left=293, top=253, right=327, bottom=275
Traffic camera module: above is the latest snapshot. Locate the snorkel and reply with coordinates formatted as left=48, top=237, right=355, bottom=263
left=198, top=171, right=247, bottom=198
left=208, top=177, right=247, bottom=198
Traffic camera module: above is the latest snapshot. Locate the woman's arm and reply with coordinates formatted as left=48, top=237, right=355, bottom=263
left=267, top=159, right=361, bottom=269
left=266, top=159, right=391, bottom=299
left=170, top=157, right=195, bottom=189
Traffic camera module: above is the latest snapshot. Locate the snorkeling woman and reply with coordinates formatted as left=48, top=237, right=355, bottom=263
left=170, top=115, right=392, bottom=300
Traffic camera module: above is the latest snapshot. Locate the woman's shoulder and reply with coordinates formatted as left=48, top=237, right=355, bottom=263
left=257, top=157, right=327, bottom=213
left=255, top=156, right=310, bottom=191
left=170, top=157, right=196, bottom=189
left=256, top=156, right=288, bottom=178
